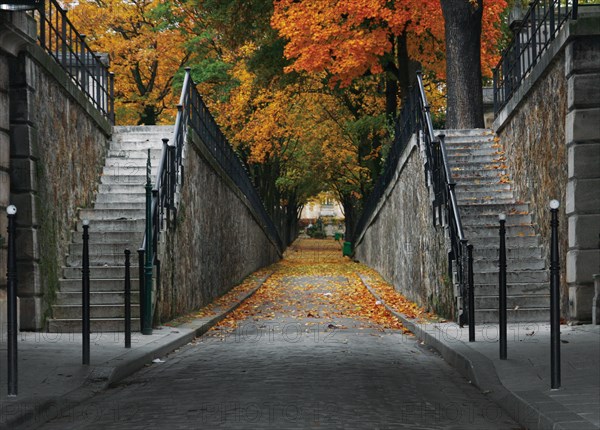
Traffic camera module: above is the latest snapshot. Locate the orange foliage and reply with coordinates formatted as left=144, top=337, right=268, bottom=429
left=272, top=0, right=506, bottom=85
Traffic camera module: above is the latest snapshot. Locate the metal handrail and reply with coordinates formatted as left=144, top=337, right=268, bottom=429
left=493, top=0, right=579, bottom=114
left=36, top=0, right=115, bottom=123
left=415, top=72, right=472, bottom=327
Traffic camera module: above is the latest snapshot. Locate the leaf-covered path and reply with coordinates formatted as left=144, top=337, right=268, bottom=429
left=37, top=239, right=520, bottom=429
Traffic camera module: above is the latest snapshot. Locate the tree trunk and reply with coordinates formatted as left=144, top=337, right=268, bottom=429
left=440, top=0, right=485, bottom=129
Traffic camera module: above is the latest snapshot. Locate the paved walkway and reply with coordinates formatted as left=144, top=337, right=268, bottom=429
left=1, top=239, right=598, bottom=429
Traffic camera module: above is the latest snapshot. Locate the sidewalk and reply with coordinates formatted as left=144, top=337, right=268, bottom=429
left=0, top=275, right=269, bottom=430
left=363, top=277, right=600, bottom=430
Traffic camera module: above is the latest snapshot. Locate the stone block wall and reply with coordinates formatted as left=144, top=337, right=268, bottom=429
left=354, top=137, right=453, bottom=318
left=494, top=15, right=600, bottom=322
left=156, top=130, right=281, bottom=323
left=494, top=51, right=569, bottom=315
left=8, top=45, right=110, bottom=330
left=565, top=35, right=600, bottom=322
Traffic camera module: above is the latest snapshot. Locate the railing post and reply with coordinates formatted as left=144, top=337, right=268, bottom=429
left=61, top=10, right=67, bottom=69
left=499, top=213, right=507, bottom=360
left=143, top=149, right=153, bottom=335
left=549, top=0, right=556, bottom=40
left=549, top=199, right=561, bottom=389
left=6, top=205, right=18, bottom=397
left=124, top=249, right=131, bottom=348
left=572, top=0, right=578, bottom=20
left=468, top=243, right=475, bottom=342
left=492, top=68, right=498, bottom=114
left=82, top=219, right=90, bottom=365
left=80, top=34, right=88, bottom=94
left=109, top=72, right=115, bottom=124
left=38, top=2, right=46, bottom=48
left=530, top=2, right=538, bottom=60
left=138, top=248, right=145, bottom=332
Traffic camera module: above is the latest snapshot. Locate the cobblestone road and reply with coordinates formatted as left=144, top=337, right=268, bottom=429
left=36, top=240, right=521, bottom=429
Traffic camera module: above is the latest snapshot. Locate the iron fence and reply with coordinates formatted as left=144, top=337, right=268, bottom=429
left=493, top=0, right=579, bottom=114
left=354, top=72, right=473, bottom=328
left=36, top=0, right=114, bottom=123
left=140, top=68, right=284, bottom=285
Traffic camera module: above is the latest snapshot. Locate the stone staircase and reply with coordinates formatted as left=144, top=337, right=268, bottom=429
left=48, top=126, right=172, bottom=332
left=443, top=129, right=550, bottom=323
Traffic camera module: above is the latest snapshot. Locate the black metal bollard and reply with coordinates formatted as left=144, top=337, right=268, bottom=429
left=468, top=244, right=475, bottom=342
left=82, top=220, right=90, bottom=365
left=499, top=213, right=507, bottom=360
left=124, top=249, right=131, bottom=348
left=7, top=205, right=18, bottom=396
left=550, top=200, right=561, bottom=389
left=138, top=248, right=145, bottom=332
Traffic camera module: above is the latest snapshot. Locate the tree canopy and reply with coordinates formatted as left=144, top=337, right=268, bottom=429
left=69, top=0, right=510, bottom=237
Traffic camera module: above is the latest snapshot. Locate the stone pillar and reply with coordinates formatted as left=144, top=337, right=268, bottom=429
left=1, top=11, right=39, bottom=330
left=565, top=36, right=600, bottom=323
left=9, top=52, right=43, bottom=330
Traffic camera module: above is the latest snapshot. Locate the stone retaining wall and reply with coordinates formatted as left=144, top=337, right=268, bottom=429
left=156, top=130, right=281, bottom=323
left=354, top=136, right=453, bottom=318
left=494, top=14, right=600, bottom=322
left=8, top=44, right=110, bottom=330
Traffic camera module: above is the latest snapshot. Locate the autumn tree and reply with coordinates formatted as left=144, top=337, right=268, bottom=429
left=68, top=0, right=190, bottom=124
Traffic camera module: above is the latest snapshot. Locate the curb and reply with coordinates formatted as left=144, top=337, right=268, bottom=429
left=358, top=274, right=598, bottom=430
left=6, top=273, right=271, bottom=430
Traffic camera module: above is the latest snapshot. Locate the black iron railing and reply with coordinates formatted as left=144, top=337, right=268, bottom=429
left=138, top=69, right=284, bottom=330
left=354, top=72, right=473, bottom=327
left=36, top=0, right=114, bottom=123
left=415, top=72, right=472, bottom=328
left=493, top=0, right=579, bottom=114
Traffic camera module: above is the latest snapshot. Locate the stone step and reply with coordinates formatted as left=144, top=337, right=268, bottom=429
left=459, top=203, right=530, bottom=216
left=437, top=128, right=494, bottom=138
left=53, top=304, right=140, bottom=319
left=475, top=282, right=548, bottom=296
left=474, top=308, right=549, bottom=323
left=458, top=196, right=517, bottom=205
left=108, top=148, right=164, bottom=158
left=472, top=245, right=543, bottom=260
left=72, top=231, right=140, bottom=244
left=456, top=183, right=512, bottom=192
left=76, top=219, right=145, bottom=232
left=469, top=235, right=540, bottom=247
left=474, top=270, right=548, bottom=285
left=78, top=208, right=145, bottom=220
left=94, top=202, right=146, bottom=210
left=447, top=154, right=502, bottom=164
left=452, top=170, right=507, bottom=180
left=451, top=163, right=507, bottom=173
left=111, top=141, right=167, bottom=151
left=69, top=242, right=135, bottom=255
left=446, top=146, right=500, bottom=156
left=59, top=278, right=140, bottom=292
left=462, top=213, right=532, bottom=226
left=98, top=184, right=148, bottom=194
left=443, top=138, right=496, bottom=148
left=475, top=295, right=550, bottom=309
left=67, top=252, right=135, bottom=267
left=473, top=257, right=545, bottom=271
left=95, top=193, right=146, bottom=204
left=47, top=318, right=141, bottom=333
left=100, top=175, right=148, bottom=185
left=63, top=266, right=134, bottom=279
left=102, top=163, right=159, bottom=173
left=455, top=190, right=515, bottom=201
left=463, top=224, right=535, bottom=238
left=56, top=291, right=140, bottom=305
